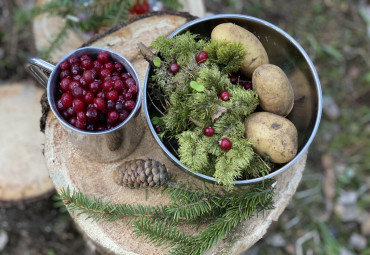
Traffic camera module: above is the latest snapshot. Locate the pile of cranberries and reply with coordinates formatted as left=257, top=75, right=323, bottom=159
left=55, top=50, right=138, bottom=132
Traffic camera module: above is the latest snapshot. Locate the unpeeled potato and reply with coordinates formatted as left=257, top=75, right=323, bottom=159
left=252, top=64, right=294, bottom=116
left=211, top=23, right=269, bottom=77
left=244, top=112, right=298, bottom=164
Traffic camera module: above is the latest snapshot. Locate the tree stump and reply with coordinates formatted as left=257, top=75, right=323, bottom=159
left=40, top=12, right=308, bottom=255
left=0, top=82, right=54, bottom=205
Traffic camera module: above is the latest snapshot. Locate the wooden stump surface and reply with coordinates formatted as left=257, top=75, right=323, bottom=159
left=39, top=12, right=308, bottom=255
left=0, top=82, right=54, bottom=205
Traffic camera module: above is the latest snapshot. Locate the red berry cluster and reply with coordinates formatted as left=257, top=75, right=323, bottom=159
left=55, top=50, right=138, bottom=131
left=229, top=75, right=253, bottom=90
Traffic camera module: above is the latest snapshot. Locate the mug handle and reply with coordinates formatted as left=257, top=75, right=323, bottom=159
left=26, top=58, right=56, bottom=89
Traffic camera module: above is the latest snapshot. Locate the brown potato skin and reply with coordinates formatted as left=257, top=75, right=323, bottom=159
left=244, top=112, right=298, bottom=164
left=252, top=64, right=294, bottom=116
left=211, top=23, right=269, bottom=77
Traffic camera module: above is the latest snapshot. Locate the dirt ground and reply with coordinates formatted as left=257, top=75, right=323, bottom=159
left=1, top=0, right=369, bottom=254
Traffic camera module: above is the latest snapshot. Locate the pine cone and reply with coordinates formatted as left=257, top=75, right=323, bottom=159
left=113, top=159, right=168, bottom=189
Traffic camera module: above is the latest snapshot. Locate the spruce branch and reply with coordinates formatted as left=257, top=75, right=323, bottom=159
left=58, top=179, right=275, bottom=254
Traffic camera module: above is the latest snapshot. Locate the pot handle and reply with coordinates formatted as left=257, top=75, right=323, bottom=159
left=26, top=58, right=56, bottom=89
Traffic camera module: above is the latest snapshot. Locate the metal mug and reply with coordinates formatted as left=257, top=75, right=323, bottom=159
left=143, top=14, right=322, bottom=185
left=27, top=47, right=143, bottom=162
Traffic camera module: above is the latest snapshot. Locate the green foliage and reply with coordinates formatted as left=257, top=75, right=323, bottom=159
left=148, top=31, right=271, bottom=187
left=59, top=179, right=275, bottom=254
left=204, top=40, right=247, bottom=73
left=15, top=0, right=182, bottom=59
left=150, top=32, right=207, bottom=66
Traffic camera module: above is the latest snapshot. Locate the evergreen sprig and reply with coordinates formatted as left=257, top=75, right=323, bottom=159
left=59, top=179, right=275, bottom=254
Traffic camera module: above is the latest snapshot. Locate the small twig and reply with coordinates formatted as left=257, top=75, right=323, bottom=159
left=138, top=42, right=156, bottom=68
left=189, top=117, right=202, bottom=127
left=148, top=93, right=165, bottom=116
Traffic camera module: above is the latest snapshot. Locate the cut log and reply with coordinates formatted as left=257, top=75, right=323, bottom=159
left=0, top=82, right=54, bottom=205
left=41, top=12, right=307, bottom=255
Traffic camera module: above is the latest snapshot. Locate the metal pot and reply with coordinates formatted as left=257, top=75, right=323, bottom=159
left=27, top=47, right=143, bottom=162
left=143, top=14, right=322, bottom=184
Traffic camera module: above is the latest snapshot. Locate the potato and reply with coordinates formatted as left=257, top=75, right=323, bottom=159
left=252, top=64, right=294, bottom=116
left=211, top=23, right=269, bottom=77
left=244, top=112, right=298, bottom=164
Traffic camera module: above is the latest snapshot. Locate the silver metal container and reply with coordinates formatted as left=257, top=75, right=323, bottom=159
left=27, top=47, right=143, bottom=162
left=143, top=14, right=322, bottom=184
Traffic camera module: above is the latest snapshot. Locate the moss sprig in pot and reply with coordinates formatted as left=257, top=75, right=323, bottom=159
left=142, top=14, right=322, bottom=188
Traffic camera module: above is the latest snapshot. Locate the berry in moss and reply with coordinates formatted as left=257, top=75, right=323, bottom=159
left=169, top=63, right=180, bottom=74
left=196, top=51, right=208, bottom=63
left=219, top=138, right=232, bottom=150
left=219, top=91, right=230, bottom=101
left=203, top=126, right=215, bottom=137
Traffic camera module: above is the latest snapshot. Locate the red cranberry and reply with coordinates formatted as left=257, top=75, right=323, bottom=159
left=114, top=62, right=123, bottom=72
left=195, top=51, right=208, bottom=63
left=86, top=107, right=99, bottom=123
left=82, top=70, right=94, bottom=83
left=69, top=117, right=77, bottom=126
left=203, top=126, right=215, bottom=137
left=73, top=74, right=82, bottom=81
left=100, top=68, right=111, bottom=79
left=115, top=102, right=124, bottom=112
left=130, top=0, right=150, bottom=14
left=80, top=55, right=91, bottom=61
left=119, top=110, right=130, bottom=122
left=243, top=81, right=253, bottom=90
left=60, top=77, right=72, bottom=91
left=75, top=119, right=86, bottom=129
left=77, top=111, right=87, bottom=122
left=97, top=51, right=110, bottom=63
left=125, top=100, right=136, bottom=110
left=124, top=92, right=133, bottom=100
left=60, top=70, right=71, bottom=79
left=56, top=99, right=66, bottom=111
left=106, top=90, right=118, bottom=101
left=86, top=124, right=95, bottom=131
left=93, top=60, right=102, bottom=71
left=81, top=59, right=93, bottom=69
left=84, top=91, right=94, bottom=104
left=68, top=55, right=80, bottom=65
left=128, top=84, right=138, bottom=94
left=59, top=61, right=70, bottom=70
left=121, top=72, right=131, bottom=80
left=61, top=92, right=73, bottom=107
left=96, top=123, right=106, bottom=131
left=107, top=100, right=115, bottom=110
left=68, top=80, right=81, bottom=92
left=154, top=125, right=162, bottom=134
left=79, top=77, right=89, bottom=88
left=169, top=63, right=180, bottom=74
left=104, top=62, right=114, bottom=72
left=124, top=78, right=135, bottom=88
left=89, top=81, right=101, bottom=93
left=108, top=110, right=119, bottom=123
left=230, top=75, right=238, bottom=84
left=102, top=80, right=113, bottom=91
left=66, top=106, right=76, bottom=117
left=96, top=91, right=105, bottom=99
left=73, top=98, right=85, bottom=112
left=113, top=80, right=124, bottom=92
left=72, top=86, right=84, bottom=98
left=220, top=91, right=230, bottom=101
left=93, top=97, right=107, bottom=111
left=70, top=63, right=82, bottom=75
left=219, top=138, right=232, bottom=150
